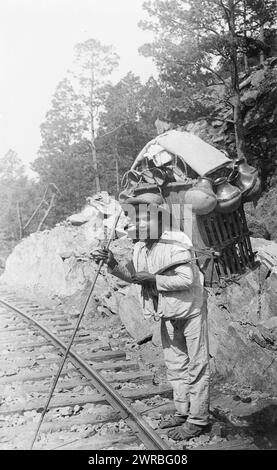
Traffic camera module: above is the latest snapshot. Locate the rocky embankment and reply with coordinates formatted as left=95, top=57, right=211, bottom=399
left=173, top=58, right=277, bottom=181
left=207, top=242, right=277, bottom=393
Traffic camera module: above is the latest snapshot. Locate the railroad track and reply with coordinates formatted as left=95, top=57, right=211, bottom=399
left=0, top=286, right=177, bottom=451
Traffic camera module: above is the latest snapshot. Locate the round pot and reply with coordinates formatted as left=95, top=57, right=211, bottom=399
left=232, top=158, right=259, bottom=201
left=242, top=176, right=261, bottom=202
left=184, top=177, right=217, bottom=215
left=215, top=177, right=242, bottom=213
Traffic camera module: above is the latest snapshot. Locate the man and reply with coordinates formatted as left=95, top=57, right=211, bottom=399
left=92, top=194, right=210, bottom=440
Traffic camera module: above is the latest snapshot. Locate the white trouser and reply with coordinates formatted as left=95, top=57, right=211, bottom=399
left=160, top=296, right=210, bottom=426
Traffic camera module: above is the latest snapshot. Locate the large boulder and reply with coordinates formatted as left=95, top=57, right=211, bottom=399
left=208, top=285, right=277, bottom=393
left=207, top=238, right=277, bottom=393
left=0, top=193, right=130, bottom=302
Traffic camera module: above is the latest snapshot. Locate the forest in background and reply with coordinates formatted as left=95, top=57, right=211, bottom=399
left=1, top=0, right=277, bottom=243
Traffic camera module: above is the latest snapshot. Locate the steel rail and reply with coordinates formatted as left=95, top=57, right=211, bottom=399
left=0, top=294, right=170, bottom=450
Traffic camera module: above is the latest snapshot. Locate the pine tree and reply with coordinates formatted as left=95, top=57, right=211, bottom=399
left=97, top=73, right=165, bottom=194
left=32, top=77, right=96, bottom=222
left=73, top=38, right=119, bottom=192
left=38, top=77, right=86, bottom=159
left=0, top=151, right=40, bottom=239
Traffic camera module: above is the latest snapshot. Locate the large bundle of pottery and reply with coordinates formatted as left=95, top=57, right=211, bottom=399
left=119, top=130, right=261, bottom=285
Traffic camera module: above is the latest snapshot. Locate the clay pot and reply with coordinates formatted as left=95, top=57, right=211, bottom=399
left=184, top=177, right=217, bottom=215
left=241, top=175, right=261, bottom=202
left=232, top=159, right=261, bottom=202
left=215, top=177, right=242, bottom=213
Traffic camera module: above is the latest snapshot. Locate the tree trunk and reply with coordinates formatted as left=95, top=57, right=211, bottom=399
left=23, top=186, right=48, bottom=231
left=114, top=140, right=120, bottom=196
left=90, top=55, right=101, bottom=194
left=243, top=54, right=249, bottom=74
left=91, top=132, right=101, bottom=193
left=37, top=193, right=56, bottom=232
left=243, top=0, right=249, bottom=74
left=233, top=92, right=245, bottom=160
left=228, top=0, right=246, bottom=160
left=16, top=201, right=24, bottom=239
left=259, top=25, right=265, bottom=65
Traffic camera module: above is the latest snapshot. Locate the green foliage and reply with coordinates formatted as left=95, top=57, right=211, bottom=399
left=32, top=39, right=121, bottom=220
left=74, top=39, right=120, bottom=192
left=0, top=150, right=42, bottom=240
left=39, top=78, right=86, bottom=159
left=99, top=72, right=143, bottom=126
left=73, top=38, right=119, bottom=124
left=0, top=149, right=25, bottom=180
left=96, top=73, right=166, bottom=194
left=74, top=38, right=119, bottom=83
left=246, top=0, right=277, bottom=30
left=33, top=140, right=96, bottom=224
left=32, top=76, right=94, bottom=223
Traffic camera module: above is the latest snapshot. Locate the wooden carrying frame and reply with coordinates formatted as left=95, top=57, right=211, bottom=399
left=195, top=205, right=256, bottom=286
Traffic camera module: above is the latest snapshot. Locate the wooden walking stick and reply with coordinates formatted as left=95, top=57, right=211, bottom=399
left=30, top=209, right=122, bottom=449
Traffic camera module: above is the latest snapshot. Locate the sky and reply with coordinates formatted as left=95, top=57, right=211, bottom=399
left=0, top=0, right=156, bottom=170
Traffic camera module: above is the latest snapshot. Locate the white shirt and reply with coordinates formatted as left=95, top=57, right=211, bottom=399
left=110, top=230, right=205, bottom=320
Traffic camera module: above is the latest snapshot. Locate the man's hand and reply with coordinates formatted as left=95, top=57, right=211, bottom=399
left=131, top=271, right=156, bottom=285
left=91, top=248, right=117, bottom=268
